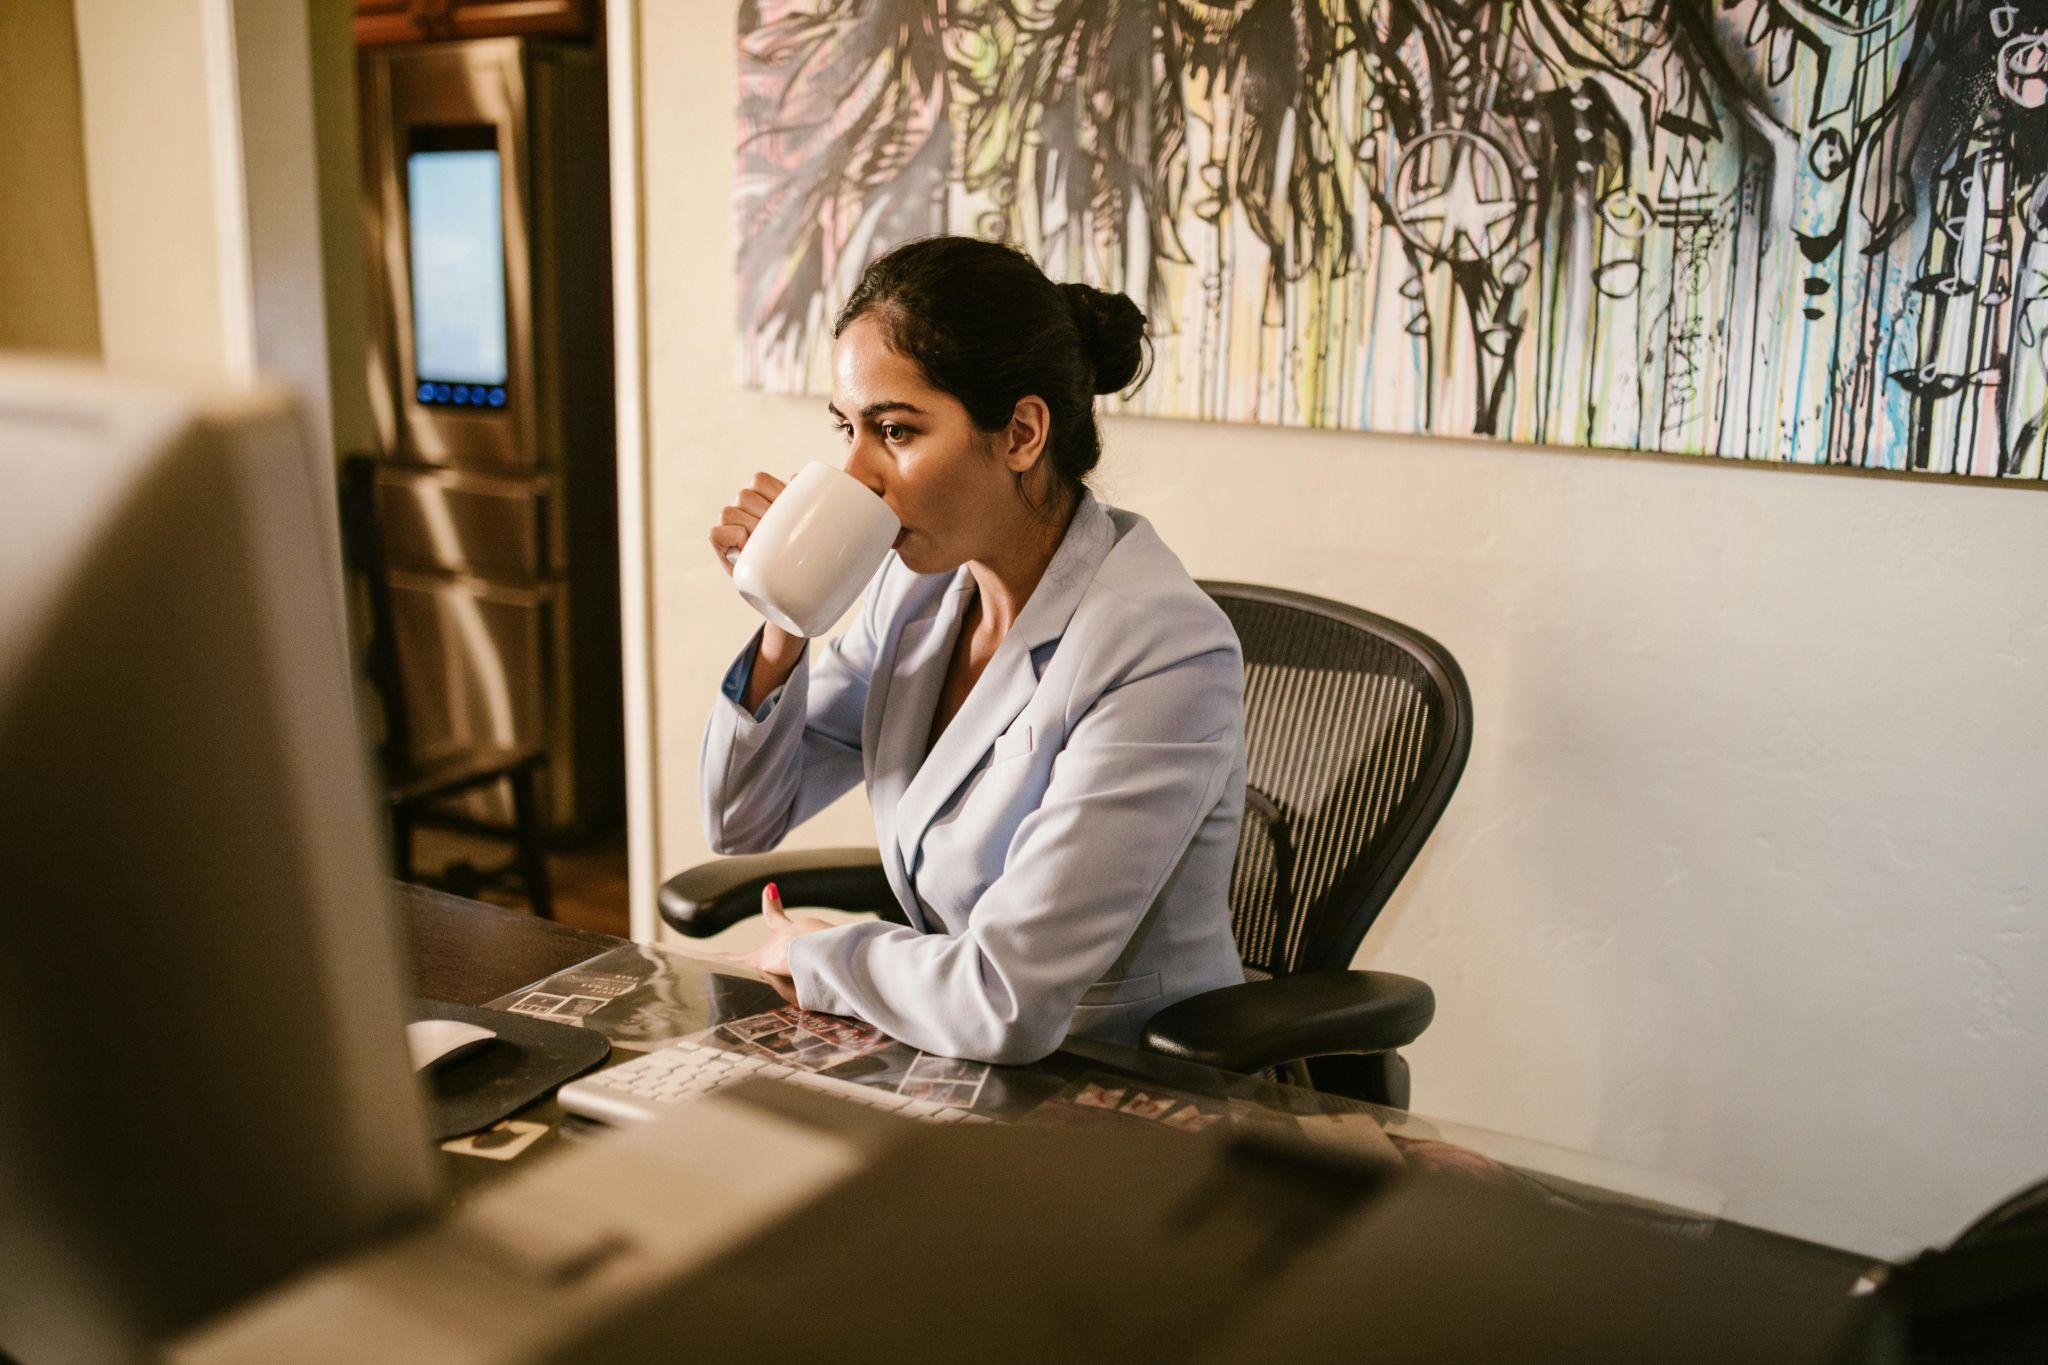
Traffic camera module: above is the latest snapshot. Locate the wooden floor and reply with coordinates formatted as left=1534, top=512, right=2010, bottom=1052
left=409, top=825, right=631, bottom=939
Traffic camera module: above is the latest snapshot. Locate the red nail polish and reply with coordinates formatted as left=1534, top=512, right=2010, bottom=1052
left=766, top=882, right=779, bottom=900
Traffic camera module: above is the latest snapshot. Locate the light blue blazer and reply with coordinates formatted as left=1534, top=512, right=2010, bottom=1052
left=700, top=491, right=1248, bottom=1064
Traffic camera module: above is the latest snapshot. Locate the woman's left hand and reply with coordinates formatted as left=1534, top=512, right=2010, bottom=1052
left=728, top=882, right=836, bottom=985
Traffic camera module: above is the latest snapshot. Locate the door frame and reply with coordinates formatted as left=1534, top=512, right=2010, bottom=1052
left=606, top=0, right=659, bottom=939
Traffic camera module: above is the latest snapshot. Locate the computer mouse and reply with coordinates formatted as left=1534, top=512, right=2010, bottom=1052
left=405, top=1018, right=499, bottom=1072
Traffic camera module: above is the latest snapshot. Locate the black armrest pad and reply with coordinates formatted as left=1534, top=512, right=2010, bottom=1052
left=657, top=847, right=899, bottom=938
left=1141, top=971, right=1435, bottom=1075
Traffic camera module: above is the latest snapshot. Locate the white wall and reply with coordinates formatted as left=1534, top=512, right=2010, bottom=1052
left=636, top=1, right=2048, bottom=1259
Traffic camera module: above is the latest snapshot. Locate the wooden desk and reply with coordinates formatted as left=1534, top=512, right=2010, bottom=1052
left=403, top=881, right=616, bottom=1006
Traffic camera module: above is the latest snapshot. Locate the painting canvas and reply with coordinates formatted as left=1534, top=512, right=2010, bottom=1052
left=736, top=1, right=2048, bottom=480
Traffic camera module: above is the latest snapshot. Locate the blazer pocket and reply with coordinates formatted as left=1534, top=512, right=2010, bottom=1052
left=989, top=723, right=1036, bottom=766
left=1078, top=971, right=1162, bottom=1008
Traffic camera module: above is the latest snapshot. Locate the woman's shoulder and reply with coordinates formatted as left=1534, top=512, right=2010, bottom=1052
left=1072, top=507, right=1240, bottom=663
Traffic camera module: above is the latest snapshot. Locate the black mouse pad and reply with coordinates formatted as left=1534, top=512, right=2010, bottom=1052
left=409, top=998, right=612, bottom=1139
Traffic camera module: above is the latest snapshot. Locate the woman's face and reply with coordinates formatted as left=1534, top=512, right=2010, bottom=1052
left=828, top=314, right=1041, bottom=576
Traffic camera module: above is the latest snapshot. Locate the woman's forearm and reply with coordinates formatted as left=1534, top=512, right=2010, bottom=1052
left=742, top=625, right=806, bottom=713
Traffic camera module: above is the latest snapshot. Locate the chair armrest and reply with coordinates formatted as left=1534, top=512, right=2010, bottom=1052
left=1141, top=971, right=1435, bottom=1076
left=657, top=847, right=898, bottom=938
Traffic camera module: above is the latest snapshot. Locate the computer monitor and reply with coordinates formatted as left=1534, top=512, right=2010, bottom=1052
left=0, top=362, right=438, bottom=1363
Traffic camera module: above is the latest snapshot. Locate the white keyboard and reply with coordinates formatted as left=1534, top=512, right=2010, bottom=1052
left=557, top=1038, right=997, bottom=1127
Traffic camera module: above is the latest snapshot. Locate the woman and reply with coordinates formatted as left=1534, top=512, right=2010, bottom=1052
left=703, top=236, right=1246, bottom=1064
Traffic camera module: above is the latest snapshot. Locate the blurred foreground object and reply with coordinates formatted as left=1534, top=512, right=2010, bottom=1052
left=176, top=1081, right=1897, bottom=1364
left=0, top=363, right=436, bottom=1363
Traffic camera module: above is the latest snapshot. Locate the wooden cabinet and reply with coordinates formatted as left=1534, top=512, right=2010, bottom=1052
left=355, top=0, right=598, bottom=46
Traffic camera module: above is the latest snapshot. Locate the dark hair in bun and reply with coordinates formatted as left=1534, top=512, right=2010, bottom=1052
left=1057, top=281, right=1149, bottom=394
left=833, top=236, right=1152, bottom=520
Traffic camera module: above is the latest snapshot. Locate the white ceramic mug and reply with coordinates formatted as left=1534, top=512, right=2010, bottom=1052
left=730, top=462, right=901, bottom=637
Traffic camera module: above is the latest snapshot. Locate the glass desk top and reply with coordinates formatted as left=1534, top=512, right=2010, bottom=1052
left=449, top=941, right=1724, bottom=1238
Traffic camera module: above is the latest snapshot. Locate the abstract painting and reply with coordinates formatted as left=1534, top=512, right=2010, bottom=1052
left=736, top=2, right=2048, bottom=480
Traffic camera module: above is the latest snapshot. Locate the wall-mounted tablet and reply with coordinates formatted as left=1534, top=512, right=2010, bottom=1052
left=406, top=125, right=509, bottom=411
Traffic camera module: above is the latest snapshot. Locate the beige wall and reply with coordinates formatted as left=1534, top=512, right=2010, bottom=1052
left=308, top=0, right=372, bottom=456
left=69, top=0, right=347, bottom=600
left=638, top=1, right=2048, bottom=1257
left=73, top=0, right=336, bottom=460
left=73, top=0, right=239, bottom=379
left=0, top=0, right=101, bottom=355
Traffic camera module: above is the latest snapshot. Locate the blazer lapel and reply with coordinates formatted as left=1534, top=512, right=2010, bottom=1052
left=867, top=569, right=974, bottom=929
left=892, top=494, right=1116, bottom=885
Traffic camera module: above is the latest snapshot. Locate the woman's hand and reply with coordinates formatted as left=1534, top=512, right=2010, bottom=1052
left=709, top=471, right=787, bottom=576
left=728, top=882, right=836, bottom=984
left=713, top=471, right=807, bottom=704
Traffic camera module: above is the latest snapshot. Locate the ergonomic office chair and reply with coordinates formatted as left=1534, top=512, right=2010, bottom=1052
left=660, top=582, right=1471, bottom=1106
left=337, top=455, right=555, bottom=919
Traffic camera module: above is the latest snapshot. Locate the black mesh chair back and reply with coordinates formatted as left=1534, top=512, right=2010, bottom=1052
left=1201, top=582, right=1472, bottom=981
